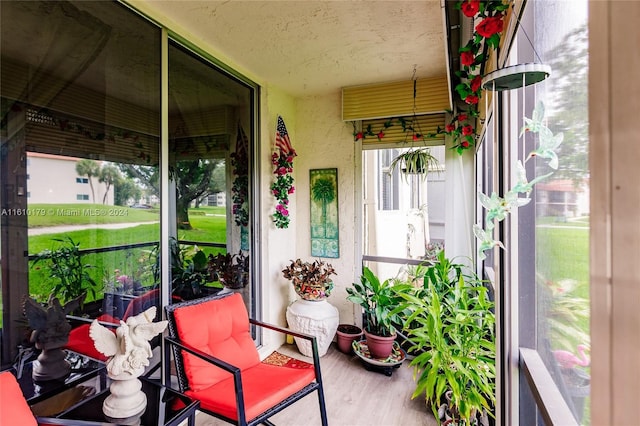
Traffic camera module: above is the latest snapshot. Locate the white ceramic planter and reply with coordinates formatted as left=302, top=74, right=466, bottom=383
left=286, top=299, right=339, bottom=357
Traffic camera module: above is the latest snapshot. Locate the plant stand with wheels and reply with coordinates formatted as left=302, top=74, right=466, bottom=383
left=352, top=340, right=406, bottom=377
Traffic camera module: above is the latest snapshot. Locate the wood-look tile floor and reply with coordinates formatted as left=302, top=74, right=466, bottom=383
left=192, top=343, right=437, bottom=426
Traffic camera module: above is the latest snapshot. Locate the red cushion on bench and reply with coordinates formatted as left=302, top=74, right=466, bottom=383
left=0, top=371, right=37, bottom=425
left=186, top=362, right=315, bottom=421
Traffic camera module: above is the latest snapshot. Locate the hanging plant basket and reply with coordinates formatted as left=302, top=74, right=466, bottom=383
left=389, top=147, right=439, bottom=179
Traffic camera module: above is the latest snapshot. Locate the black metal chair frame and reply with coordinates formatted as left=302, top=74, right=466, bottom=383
left=164, top=293, right=328, bottom=426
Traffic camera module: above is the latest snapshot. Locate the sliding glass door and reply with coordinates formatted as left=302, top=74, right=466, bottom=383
left=0, top=0, right=258, bottom=367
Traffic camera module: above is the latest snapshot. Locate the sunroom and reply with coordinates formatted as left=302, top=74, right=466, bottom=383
left=0, top=1, right=636, bottom=425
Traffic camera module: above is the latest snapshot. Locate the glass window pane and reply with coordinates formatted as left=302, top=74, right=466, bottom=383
left=167, top=42, right=253, bottom=312
left=363, top=145, right=445, bottom=279
left=514, top=1, right=590, bottom=424
left=1, top=0, right=161, bottom=364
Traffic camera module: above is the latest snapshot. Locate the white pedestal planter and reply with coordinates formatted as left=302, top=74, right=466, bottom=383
left=286, top=299, right=339, bottom=357
left=103, top=371, right=147, bottom=419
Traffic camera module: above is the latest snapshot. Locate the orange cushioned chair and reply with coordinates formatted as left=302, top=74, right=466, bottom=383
left=0, top=370, right=38, bottom=425
left=0, top=371, right=89, bottom=426
left=165, top=292, right=328, bottom=426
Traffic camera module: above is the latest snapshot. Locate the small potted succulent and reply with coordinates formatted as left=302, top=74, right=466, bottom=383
left=282, top=258, right=336, bottom=301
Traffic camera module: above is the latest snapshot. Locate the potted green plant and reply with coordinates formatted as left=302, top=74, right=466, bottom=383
left=170, top=238, right=215, bottom=300
left=397, top=252, right=496, bottom=425
left=388, top=147, right=439, bottom=179
left=282, top=258, right=336, bottom=301
left=346, top=266, right=404, bottom=359
left=208, top=250, right=249, bottom=290
left=32, top=236, right=98, bottom=312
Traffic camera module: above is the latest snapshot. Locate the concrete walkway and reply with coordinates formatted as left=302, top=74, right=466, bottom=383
left=28, top=221, right=159, bottom=236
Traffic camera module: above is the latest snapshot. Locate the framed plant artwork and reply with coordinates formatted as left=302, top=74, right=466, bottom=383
left=310, top=168, right=339, bottom=258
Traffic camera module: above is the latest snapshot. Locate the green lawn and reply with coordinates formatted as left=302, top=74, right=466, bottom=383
left=27, top=203, right=159, bottom=227
left=26, top=204, right=228, bottom=302
left=536, top=224, right=589, bottom=298
left=537, top=221, right=591, bottom=424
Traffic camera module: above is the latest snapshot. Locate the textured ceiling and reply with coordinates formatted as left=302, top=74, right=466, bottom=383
left=138, top=0, right=448, bottom=97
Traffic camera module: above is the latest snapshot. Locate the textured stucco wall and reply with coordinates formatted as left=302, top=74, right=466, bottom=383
left=258, top=84, right=298, bottom=354
left=259, top=90, right=360, bottom=354
left=292, top=93, right=359, bottom=326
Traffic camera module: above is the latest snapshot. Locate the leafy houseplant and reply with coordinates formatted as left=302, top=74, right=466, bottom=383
left=169, top=238, right=214, bottom=300
left=282, top=258, right=336, bottom=301
left=208, top=251, right=249, bottom=289
left=388, top=147, right=440, bottom=179
left=32, top=236, right=98, bottom=308
left=346, top=266, right=404, bottom=359
left=397, top=252, right=496, bottom=425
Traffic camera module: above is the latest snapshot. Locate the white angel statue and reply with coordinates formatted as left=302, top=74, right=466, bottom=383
left=90, top=306, right=168, bottom=377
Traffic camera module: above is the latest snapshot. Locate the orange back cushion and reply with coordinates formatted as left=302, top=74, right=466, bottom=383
left=172, top=293, right=260, bottom=391
left=0, top=371, right=37, bottom=425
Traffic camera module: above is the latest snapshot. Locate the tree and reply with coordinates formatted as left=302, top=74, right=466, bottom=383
left=119, top=159, right=221, bottom=228
left=98, top=164, right=121, bottom=205
left=114, top=177, right=141, bottom=206
left=209, top=161, right=226, bottom=195
left=311, top=177, right=336, bottom=238
left=172, top=159, right=219, bottom=229
left=198, top=161, right=226, bottom=207
left=118, top=164, right=159, bottom=199
left=545, top=24, right=588, bottom=184
left=75, top=159, right=100, bottom=203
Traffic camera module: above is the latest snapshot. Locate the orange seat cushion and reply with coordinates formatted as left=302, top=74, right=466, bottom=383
left=186, top=362, right=315, bottom=421
left=172, top=293, right=260, bottom=391
left=0, top=371, right=37, bottom=425
left=64, top=314, right=118, bottom=361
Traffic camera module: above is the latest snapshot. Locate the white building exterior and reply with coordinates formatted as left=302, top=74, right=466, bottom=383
left=27, top=152, right=114, bottom=205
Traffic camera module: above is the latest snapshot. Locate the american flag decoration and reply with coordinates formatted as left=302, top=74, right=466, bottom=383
left=275, top=116, right=294, bottom=156
left=271, top=116, right=297, bottom=229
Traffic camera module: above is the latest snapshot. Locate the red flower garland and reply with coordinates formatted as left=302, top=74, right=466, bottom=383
left=352, top=1, right=509, bottom=155
left=271, top=116, right=296, bottom=229
left=442, top=0, right=509, bottom=154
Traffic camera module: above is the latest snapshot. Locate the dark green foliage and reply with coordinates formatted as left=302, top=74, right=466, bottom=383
left=397, top=252, right=496, bottom=425
left=169, top=237, right=218, bottom=300
left=32, top=236, right=98, bottom=306
left=346, top=266, right=404, bottom=337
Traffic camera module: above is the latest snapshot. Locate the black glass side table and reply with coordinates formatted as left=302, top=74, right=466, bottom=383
left=47, top=376, right=199, bottom=426
left=13, top=350, right=106, bottom=405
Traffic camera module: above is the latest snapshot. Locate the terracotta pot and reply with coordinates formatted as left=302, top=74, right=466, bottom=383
left=364, top=330, right=396, bottom=359
left=336, top=324, right=363, bottom=354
